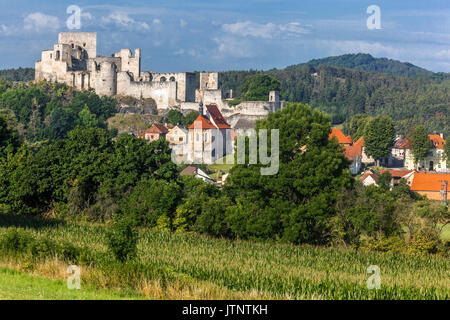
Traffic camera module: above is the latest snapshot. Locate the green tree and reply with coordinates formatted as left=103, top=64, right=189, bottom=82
left=167, top=109, right=184, bottom=125
left=377, top=171, right=392, bottom=190
left=0, top=115, right=20, bottom=155
left=106, top=214, right=139, bottom=263
left=363, top=116, right=395, bottom=166
left=410, top=125, right=431, bottom=169
left=240, top=74, right=281, bottom=101
left=182, top=111, right=199, bottom=127
left=78, top=104, right=99, bottom=128
left=223, top=103, right=353, bottom=244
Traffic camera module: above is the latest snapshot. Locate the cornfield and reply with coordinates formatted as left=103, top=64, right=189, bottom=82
left=0, top=214, right=448, bottom=300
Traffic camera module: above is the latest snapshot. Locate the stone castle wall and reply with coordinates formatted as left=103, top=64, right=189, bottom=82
left=35, top=32, right=285, bottom=128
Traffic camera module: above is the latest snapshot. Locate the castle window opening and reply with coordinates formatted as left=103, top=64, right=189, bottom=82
left=56, top=50, right=60, bottom=60
left=170, top=76, right=176, bottom=82
left=160, top=77, right=167, bottom=83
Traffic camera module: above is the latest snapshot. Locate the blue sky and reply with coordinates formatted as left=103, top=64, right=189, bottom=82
left=0, top=0, right=449, bottom=72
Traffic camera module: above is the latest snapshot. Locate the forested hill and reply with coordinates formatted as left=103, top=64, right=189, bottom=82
left=0, top=68, right=34, bottom=82
left=219, top=64, right=450, bottom=137
left=296, top=53, right=438, bottom=78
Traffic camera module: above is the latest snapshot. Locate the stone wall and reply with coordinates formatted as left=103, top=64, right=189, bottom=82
left=58, top=32, right=97, bottom=59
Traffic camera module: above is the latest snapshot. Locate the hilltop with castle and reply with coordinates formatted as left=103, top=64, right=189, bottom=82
left=35, top=32, right=285, bottom=128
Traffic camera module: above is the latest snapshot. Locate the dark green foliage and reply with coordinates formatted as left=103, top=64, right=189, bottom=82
left=0, top=115, right=20, bottom=155
left=0, top=126, right=177, bottom=217
left=0, top=227, right=84, bottom=263
left=363, top=116, right=395, bottom=164
left=240, top=74, right=281, bottom=101
left=0, top=68, right=34, bottom=82
left=106, top=215, right=139, bottom=263
left=222, top=103, right=353, bottom=244
left=410, top=125, right=431, bottom=166
left=120, top=178, right=182, bottom=228
left=377, top=171, right=392, bottom=190
left=167, top=109, right=184, bottom=125
left=182, top=111, right=199, bottom=127
left=0, top=81, right=116, bottom=141
left=219, top=64, right=449, bottom=135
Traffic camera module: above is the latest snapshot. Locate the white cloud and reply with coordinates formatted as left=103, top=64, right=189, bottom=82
left=23, top=12, right=60, bottom=32
left=102, top=12, right=150, bottom=30
left=213, top=36, right=256, bottom=59
left=222, top=21, right=309, bottom=39
left=180, top=19, right=187, bottom=28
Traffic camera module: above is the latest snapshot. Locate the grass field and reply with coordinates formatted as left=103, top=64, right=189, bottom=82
left=0, top=214, right=448, bottom=300
left=0, top=267, right=143, bottom=300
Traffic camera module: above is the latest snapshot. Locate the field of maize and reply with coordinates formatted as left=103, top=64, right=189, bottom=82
left=0, top=214, right=448, bottom=300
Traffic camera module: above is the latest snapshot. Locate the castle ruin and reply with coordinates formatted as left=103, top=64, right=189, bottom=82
left=35, top=32, right=285, bottom=126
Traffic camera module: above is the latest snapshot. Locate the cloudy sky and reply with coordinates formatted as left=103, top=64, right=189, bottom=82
left=0, top=0, right=449, bottom=72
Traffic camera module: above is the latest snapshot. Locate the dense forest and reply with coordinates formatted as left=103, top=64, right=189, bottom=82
left=219, top=65, right=449, bottom=137
left=0, top=68, right=34, bottom=82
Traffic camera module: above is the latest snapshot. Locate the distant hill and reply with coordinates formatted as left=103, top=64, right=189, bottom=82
left=219, top=62, right=450, bottom=137
left=296, top=53, right=447, bottom=79
left=0, top=68, right=34, bottom=82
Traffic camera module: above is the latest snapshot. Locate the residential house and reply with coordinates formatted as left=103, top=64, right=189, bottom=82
left=359, top=170, right=378, bottom=186
left=138, top=123, right=169, bottom=142
left=380, top=169, right=415, bottom=186
left=329, top=128, right=362, bottom=174
left=403, top=134, right=447, bottom=171
left=166, top=125, right=188, bottom=145
left=408, top=172, right=450, bottom=201
left=180, top=165, right=215, bottom=183
left=166, top=125, right=188, bottom=163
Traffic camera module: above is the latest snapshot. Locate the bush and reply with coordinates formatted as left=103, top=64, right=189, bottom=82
left=407, top=230, right=440, bottom=255
left=0, top=228, right=32, bottom=254
left=106, top=215, right=139, bottom=263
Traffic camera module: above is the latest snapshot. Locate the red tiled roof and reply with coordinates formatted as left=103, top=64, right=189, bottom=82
left=381, top=169, right=414, bottom=178
left=329, top=128, right=352, bottom=144
left=353, top=136, right=364, bottom=148
left=410, top=172, right=450, bottom=192
left=359, top=171, right=378, bottom=182
left=428, top=134, right=446, bottom=149
left=145, top=123, right=169, bottom=134
left=188, top=115, right=217, bottom=129
left=206, top=104, right=230, bottom=129
left=344, top=144, right=362, bottom=163
left=397, top=135, right=445, bottom=150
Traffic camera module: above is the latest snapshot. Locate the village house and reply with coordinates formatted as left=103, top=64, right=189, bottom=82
left=407, top=172, right=450, bottom=201
left=138, top=123, right=169, bottom=142
left=359, top=170, right=379, bottom=186
left=403, top=134, right=447, bottom=171
left=166, top=125, right=188, bottom=145
left=180, top=165, right=215, bottom=183
left=329, top=128, right=362, bottom=174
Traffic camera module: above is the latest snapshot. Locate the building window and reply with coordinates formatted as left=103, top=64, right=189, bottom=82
left=170, top=137, right=174, bottom=141
left=204, top=133, right=208, bottom=141
left=179, top=137, right=183, bottom=142
left=196, top=133, right=199, bottom=142
left=160, top=77, right=167, bottom=83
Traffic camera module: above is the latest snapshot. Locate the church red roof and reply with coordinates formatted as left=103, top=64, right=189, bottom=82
left=206, top=104, right=231, bottom=129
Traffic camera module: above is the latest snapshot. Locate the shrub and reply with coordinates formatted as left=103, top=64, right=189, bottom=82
left=0, top=228, right=32, bottom=254
left=407, top=230, right=440, bottom=255
left=106, top=215, right=139, bottom=263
